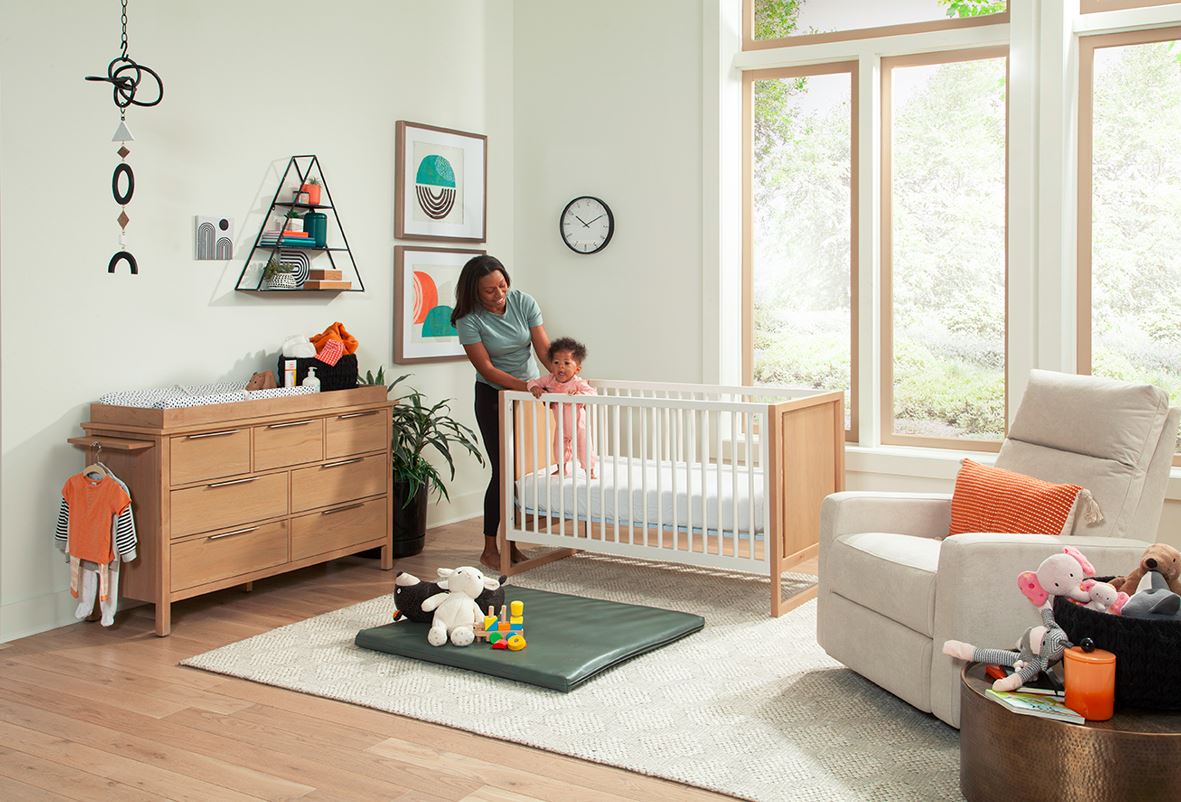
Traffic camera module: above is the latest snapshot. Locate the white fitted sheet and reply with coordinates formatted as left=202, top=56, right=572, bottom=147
left=514, top=457, right=766, bottom=536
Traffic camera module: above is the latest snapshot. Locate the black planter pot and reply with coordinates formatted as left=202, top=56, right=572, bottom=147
left=391, top=479, right=428, bottom=558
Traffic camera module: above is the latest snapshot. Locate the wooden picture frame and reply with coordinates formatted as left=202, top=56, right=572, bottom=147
left=394, top=245, right=485, bottom=364
left=395, top=121, right=487, bottom=242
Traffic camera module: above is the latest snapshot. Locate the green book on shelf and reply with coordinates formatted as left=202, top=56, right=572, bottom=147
left=985, top=689, right=1084, bottom=724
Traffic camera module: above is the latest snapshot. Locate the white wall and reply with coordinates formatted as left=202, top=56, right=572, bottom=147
left=512, top=0, right=705, bottom=383
left=0, top=0, right=514, bottom=641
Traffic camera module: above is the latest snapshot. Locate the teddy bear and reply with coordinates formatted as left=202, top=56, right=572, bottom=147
left=1110, top=543, right=1181, bottom=596
left=392, top=569, right=505, bottom=625
left=421, top=566, right=502, bottom=647
left=943, top=546, right=1093, bottom=692
left=245, top=371, right=278, bottom=391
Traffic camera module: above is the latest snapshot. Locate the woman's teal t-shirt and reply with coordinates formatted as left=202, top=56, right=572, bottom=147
left=455, top=289, right=543, bottom=389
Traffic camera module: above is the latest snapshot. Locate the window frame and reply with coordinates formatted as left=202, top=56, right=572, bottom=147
left=1080, top=0, right=1181, bottom=13
left=879, top=46, right=1010, bottom=451
left=742, top=0, right=1010, bottom=51
left=1077, top=25, right=1181, bottom=466
left=742, top=60, right=860, bottom=442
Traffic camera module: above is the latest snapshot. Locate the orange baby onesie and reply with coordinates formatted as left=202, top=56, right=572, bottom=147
left=62, top=474, right=130, bottom=600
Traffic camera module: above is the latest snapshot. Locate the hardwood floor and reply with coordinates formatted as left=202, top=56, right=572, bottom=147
left=0, top=519, right=814, bottom=801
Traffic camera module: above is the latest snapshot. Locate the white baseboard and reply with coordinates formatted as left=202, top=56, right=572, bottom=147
left=1, top=589, right=87, bottom=644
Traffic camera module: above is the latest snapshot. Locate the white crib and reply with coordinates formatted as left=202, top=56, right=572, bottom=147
left=497, top=380, right=845, bottom=616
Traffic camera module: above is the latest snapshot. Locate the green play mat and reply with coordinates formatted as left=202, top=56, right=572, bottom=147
left=354, top=586, right=704, bottom=692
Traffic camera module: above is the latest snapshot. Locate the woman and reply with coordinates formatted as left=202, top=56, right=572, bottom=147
left=452, top=255, right=552, bottom=570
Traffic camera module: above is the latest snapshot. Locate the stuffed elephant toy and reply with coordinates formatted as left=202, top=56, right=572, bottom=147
left=420, top=566, right=503, bottom=647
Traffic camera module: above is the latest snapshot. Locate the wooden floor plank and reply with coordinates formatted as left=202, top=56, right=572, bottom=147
left=0, top=517, right=755, bottom=801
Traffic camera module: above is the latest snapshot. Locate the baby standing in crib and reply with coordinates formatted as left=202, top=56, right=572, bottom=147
left=528, top=337, right=597, bottom=478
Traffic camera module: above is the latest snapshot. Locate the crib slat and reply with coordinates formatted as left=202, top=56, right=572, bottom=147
left=544, top=395, right=552, bottom=536
left=731, top=410, right=739, bottom=560
left=639, top=405, right=647, bottom=547
left=701, top=408, right=709, bottom=554
left=715, top=410, right=723, bottom=557
left=558, top=395, right=565, bottom=539
left=613, top=403, right=620, bottom=544
left=532, top=400, right=539, bottom=536
left=684, top=407, right=692, bottom=554
left=747, top=412, right=755, bottom=558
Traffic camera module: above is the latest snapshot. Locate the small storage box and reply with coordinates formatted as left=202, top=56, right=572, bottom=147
left=278, top=353, right=358, bottom=391
left=1055, top=582, right=1181, bottom=710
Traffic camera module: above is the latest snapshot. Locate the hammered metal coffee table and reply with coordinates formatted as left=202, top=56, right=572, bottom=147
left=960, top=663, right=1181, bottom=801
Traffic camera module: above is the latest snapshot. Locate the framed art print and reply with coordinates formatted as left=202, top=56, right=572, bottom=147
left=394, top=245, right=484, bottom=363
left=395, top=121, right=487, bottom=242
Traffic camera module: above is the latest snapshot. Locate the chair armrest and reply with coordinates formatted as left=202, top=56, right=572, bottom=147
left=818, top=491, right=951, bottom=579
left=929, top=532, right=1149, bottom=726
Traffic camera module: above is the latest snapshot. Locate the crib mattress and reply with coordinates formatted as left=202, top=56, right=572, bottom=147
left=515, top=457, right=766, bottom=535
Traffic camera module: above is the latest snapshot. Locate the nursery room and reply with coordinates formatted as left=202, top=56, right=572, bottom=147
left=2, top=0, right=1181, bottom=800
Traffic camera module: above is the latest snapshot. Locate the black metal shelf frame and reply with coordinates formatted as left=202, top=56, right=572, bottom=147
left=233, top=155, right=364, bottom=293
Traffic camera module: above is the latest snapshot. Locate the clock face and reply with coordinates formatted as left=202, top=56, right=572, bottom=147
left=560, top=196, right=614, bottom=254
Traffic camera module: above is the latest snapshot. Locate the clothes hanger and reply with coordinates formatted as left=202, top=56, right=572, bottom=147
left=82, top=442, right=109, bottom=481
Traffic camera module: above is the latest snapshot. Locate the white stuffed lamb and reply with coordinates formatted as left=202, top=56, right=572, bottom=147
left=421, top=566, right=500, bottom=647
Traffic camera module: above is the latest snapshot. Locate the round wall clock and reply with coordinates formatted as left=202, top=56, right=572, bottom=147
left=560, top=196, right=614, bottom=254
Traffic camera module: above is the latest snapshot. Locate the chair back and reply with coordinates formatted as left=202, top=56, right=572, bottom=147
left=996, top=369, right=1179, bottom=538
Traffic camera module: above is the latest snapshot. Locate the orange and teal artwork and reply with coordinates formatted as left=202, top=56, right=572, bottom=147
left=396, top=246, right=481, bottom=363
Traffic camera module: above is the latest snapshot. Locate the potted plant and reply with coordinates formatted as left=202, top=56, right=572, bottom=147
left=262, top=255, right=298, bottom=289
left=301, top=176, right=322, bottom=205
left=361, top=369, right=484, bottom=557
left=284, top=209, right=304, bottom=233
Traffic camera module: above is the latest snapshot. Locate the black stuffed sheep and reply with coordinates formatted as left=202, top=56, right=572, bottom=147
left=393, top=569, right=506, bottom=623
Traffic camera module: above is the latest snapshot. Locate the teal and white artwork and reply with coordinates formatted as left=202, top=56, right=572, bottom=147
left=397, top=121, right=486, bottom=242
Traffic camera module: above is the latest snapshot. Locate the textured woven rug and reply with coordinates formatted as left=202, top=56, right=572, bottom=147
left=181, top=554, right=959, bottom=801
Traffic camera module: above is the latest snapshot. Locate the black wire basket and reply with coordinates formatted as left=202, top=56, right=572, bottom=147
left=1054, top=579, right=1181, bottom=710
left=277, top=353, right=358, bottom=391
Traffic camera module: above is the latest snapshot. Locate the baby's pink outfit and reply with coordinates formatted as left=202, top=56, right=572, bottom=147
left=527, top=374, right=597, bottom=476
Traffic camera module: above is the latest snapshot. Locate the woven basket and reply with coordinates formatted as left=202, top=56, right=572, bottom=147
left=277, top=353, right=358, bottom=391
left=1054, top=579, right=1181, bottom=710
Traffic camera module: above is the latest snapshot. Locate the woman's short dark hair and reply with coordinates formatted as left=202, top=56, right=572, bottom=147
left=548, top=337, right=587, bottom=363
left=451, top=255, right=510, bottom=326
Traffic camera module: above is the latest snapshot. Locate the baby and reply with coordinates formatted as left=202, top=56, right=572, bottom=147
left=529, top=337, right=597, bottom=477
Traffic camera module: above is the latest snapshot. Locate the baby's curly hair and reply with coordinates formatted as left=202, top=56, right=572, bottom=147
left=548, top=337, right=588, bottom=363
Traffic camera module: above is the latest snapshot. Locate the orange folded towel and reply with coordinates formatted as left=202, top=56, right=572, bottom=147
left=310, top=321, right=358, bottom=356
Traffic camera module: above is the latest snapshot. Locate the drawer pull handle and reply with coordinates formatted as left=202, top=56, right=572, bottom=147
left=207, top=477, right=258, bottom=489
left=186, top=429, right=240, bottom=440
left=322, top=458, right=363, bottom=469
left=322, top=503, right=364, bottom=516
left=339, top=410, right=380, bottom=419
left=267, top=419, right=313, bottom=429
left=208, top=526, right=258, bottom=541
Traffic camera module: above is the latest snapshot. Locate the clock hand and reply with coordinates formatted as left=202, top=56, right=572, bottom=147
left=585, top=214, right=605, bottom=225
left=575, top=215, right=590, bottom=227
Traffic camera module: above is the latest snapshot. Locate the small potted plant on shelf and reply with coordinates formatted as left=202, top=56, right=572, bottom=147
left=284, top=209, right=304, bottom=233
left=301, top=176, right=322, bottom=205
left=262, top=255, right=299, bottom=290
left=357, top=369, right=484, bottom=558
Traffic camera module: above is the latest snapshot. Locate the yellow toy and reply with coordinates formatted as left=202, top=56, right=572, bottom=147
left=473, top=601, right=526, bottom=650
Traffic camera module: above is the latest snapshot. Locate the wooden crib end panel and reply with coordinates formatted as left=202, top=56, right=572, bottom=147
left=775, top=400, right=843, bottom=562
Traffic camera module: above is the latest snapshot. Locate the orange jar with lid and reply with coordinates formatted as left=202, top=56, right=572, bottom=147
left=1063, top=644, right=1116, bottom=721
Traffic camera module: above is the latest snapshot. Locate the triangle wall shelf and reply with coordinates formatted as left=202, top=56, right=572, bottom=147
left=234, top=155, right=365, bottom=294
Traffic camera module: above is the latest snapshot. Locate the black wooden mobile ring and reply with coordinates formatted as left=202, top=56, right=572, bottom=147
left=112, top=163, right=134, bottom=205
left=107, top=251, right=138, bottom=275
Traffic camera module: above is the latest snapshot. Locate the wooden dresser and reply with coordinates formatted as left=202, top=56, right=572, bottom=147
left=68, top=386, right=395, bottom=635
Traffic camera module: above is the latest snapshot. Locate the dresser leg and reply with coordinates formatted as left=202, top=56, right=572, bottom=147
left=154, top=602, right=171, bottom=637
left=242, top=581, right=253, bottom=592
left=380, top=543, right=394, bottom=570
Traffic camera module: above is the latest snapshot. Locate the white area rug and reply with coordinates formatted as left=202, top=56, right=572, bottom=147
left=181, top=554, right=959, bottom=801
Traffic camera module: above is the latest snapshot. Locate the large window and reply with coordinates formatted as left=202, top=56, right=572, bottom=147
left=746, top=0, right=1008, bottom=49
left=881, top=49, right=1008, bottom=448
left=1079, top=28, right=1181, bottom=459
left=744, top=63, right=858, bottom=438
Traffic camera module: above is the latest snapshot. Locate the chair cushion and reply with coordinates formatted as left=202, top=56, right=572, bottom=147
left=827, top=532, right=941, bottom=636
left=949, top=459, right=1084, bottom=536
left=1007, top=370, right=1169, bottom=469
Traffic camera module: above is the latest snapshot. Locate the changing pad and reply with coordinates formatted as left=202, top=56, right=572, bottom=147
left=98, top=382, right=317, bottom=409
left=354, top=586, right=704, bottom=692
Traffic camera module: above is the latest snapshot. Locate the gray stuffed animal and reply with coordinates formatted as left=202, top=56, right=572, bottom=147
left=943, top=606, right=1073, bottom=692
left=1122, top=572, right=1181, bottom=620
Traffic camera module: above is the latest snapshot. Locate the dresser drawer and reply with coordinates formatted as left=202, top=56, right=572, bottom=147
left=291, top=453, right=387, bottom=513
left=170, top=428, right=251, bottom=485
left=325, top=409, right=388, bottom=459
left=254, top=417, right=324, bottom=471
left=170, top=472, right=288, bottom=537
left=291, top=497, right=385, bottom=561
left=171, top=520, right=288, bottom=591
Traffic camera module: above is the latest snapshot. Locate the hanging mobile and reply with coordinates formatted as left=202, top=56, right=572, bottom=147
left=85, top=0, right=164, bottom=276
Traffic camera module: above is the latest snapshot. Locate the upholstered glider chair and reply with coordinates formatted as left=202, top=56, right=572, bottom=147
left=817, top=370, right=1180, bottom=728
